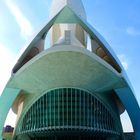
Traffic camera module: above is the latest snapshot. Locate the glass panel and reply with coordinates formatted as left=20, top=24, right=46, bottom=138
left=20, top=88, right=121, bottom=136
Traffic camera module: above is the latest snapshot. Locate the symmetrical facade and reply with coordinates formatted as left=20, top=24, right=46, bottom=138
left=0, top=0, right=140, bottom=140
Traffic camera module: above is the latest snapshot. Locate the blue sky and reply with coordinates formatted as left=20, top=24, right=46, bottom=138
left=0, top=0, right=140, bottom=132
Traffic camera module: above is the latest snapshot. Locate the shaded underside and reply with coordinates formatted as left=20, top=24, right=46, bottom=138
left=10, top=46, right=125, bottom=113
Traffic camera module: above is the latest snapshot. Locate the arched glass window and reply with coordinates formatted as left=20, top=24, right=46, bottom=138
left=20, top=88, right=122, bottom=136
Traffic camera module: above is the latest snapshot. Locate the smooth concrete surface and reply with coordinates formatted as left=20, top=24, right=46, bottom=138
left=9, top=46, right=125, bottom=95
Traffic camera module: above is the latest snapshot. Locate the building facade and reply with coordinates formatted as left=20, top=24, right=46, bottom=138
left=0, top=0, right=140, bottom=140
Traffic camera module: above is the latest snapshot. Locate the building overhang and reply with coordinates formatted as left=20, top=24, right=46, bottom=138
left=9, top=46, right=126, bottom=93
left=8, top=45, right=126, bottom=113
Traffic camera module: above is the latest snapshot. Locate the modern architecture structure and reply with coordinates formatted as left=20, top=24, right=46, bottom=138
left=0, top=0, right=140, bottom=139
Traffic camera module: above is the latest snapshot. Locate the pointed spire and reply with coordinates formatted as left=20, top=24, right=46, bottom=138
left=50, top=0, right=86, bottom=19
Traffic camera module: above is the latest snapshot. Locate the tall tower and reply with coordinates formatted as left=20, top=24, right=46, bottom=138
left=0, top=0, right=140, bottom=140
